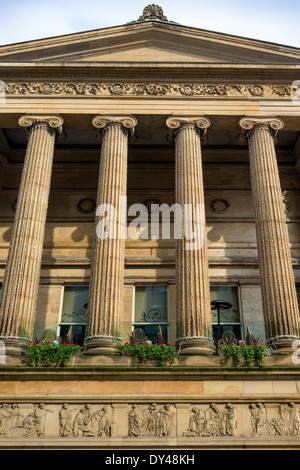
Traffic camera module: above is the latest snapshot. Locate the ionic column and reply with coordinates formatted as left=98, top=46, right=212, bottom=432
left=0, top=114, right=63, bottom=354
left=166, top=116, right=214, bottom=355
left=240, top=117, right=300, bottom=349
left=85, top=115, right=137, bottom=355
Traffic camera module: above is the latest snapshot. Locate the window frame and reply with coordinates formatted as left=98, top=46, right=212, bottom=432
left=132, top=283, right=170, bottom=343
left=57, top=284, right=89, bottom=345
left=210, top=283, right=244, bottom=343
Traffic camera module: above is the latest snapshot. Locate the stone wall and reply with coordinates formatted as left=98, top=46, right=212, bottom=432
left=0, top=372, right=300, bottom=449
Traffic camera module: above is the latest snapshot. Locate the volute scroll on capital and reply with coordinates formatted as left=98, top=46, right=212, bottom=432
left=92, top=115, right=138, bottom=137
left=18, top=114, right=64, bottom=137
left=238, top=116, right=284, bottom=145
left=166, top=116, right=211, bottom=131
left=166, top=116, right=211, bottom=143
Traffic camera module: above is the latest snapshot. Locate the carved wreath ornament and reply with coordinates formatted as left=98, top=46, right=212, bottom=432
left=4, top=83, right=292, bottom=98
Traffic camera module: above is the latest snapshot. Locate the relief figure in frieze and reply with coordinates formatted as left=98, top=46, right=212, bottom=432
left=128, top=403, right=173, bottom=437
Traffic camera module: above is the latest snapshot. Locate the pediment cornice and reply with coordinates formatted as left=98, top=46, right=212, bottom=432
left=0, top=20, right=299, bottom=65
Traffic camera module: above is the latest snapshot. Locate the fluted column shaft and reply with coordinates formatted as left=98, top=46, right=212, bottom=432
left=167, top=117, right=214, bottom=355
left=240, top=117, right=300, bottom=349
left=85, top=115, right=137, bottom=355
left=0, top=115, right=63, bottom=353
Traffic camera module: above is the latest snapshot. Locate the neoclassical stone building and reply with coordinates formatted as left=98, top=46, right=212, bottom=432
left=0, top=4, right=300, bottom=449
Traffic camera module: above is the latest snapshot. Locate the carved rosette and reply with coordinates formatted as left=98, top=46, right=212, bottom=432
left=239, top=116, right=300, bottom=348
left=166, top=116, right=214, bottom=355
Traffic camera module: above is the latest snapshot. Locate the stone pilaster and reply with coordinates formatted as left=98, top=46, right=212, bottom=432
left=85, top=115, right=137, bottom=355
left=240, top=117, right=300, bottom=349
left=0, top=115, right=63, bottom=354
left=166, top=116, right=214, bottom=355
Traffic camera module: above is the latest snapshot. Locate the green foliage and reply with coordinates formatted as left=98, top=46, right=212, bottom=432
left=117, top=341, right=176, bottom=367
left=25, top=341, right=82, bottom=367
left=218, top=341, right=269, bottom=368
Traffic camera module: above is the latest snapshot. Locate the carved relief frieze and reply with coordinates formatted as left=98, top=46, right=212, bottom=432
left=249, top=402, right=300, bottom=437
left=128, top=403, right=174, bottom=437
left=184, top=403, right=237, bottom=437
left=60, top=404, right=112, bottom=437
left=4, top=82, right=292, bottom=98
left=0, top=402, right=52, bottom=438
left=184, top=401, right=300, bottom=439
left=0, top=401, right=299, bottom=440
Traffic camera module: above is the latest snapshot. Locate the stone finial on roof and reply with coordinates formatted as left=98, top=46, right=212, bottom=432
left=138, top=4, right=168, bottom=21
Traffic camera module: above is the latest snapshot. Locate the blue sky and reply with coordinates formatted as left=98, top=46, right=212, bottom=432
left=0, top=0, right=299, bottom=48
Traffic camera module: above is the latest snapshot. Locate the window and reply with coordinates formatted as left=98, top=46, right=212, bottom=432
left=133, top=285, right=168, bottom=344
left=58, top=285, right=89, bottom=346
left=210, top=285, right=242, bottom=345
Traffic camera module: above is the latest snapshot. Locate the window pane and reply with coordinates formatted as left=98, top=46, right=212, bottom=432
left=210, top=286, right=240, bottom=323
left=61, top=286, right=88, bottom=324
left=212, top=324, right=242, bottom=345
left=133, top=324, right=168, bottom=345
left=134, top=286, right=168, bottom=323
left=60, top=324, right=86, bottom=346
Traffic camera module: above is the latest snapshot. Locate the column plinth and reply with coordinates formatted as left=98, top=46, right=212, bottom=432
left=240, top=117, right=300, bottom=350
left=0, top=114, right=63, bottom=355
left=166, top=116, right=214, bottom=355
left=85, top=115, right=137, bottom=355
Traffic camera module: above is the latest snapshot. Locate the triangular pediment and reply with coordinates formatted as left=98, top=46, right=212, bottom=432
left=0, top=21, right=299, bottom=65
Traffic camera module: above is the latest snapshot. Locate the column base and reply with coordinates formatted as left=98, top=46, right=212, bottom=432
left=0, top=338, right=26, bottom=358
left=177, top=338, right=215, bottom=356
left=270, top=335, right=300, bottom=355
left=84, top=337, right=121, bottom=356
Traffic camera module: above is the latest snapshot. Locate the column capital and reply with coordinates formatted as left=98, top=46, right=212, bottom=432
left=238, top=116, right=284, bottom=145
left=166, top=116, right=211, bottom=131
left=166, top=116, right=211, bottom=144
left=18, top=114, right=64, bottom=136
left=239, top=116, right=284, bottom=132
left=92, top=115, right=138, bottom=136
